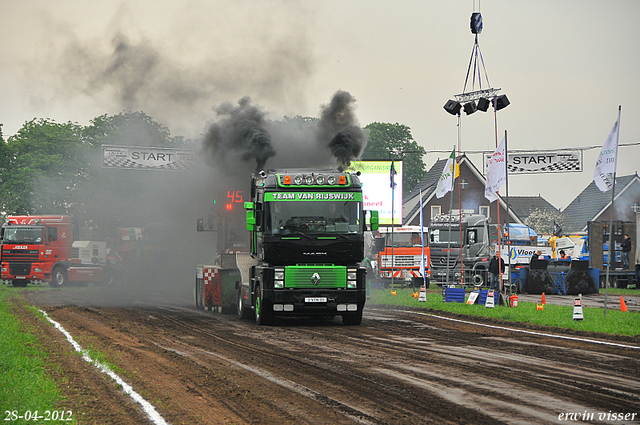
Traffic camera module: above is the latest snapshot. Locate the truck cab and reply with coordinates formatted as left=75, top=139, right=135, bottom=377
left=1, top=215, right=75, bottom=287
left=375, top=226, right=429, bottom=286
left=428, top=213, right=492, bottom=285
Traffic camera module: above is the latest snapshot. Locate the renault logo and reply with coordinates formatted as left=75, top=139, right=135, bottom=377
left=311, top=272, right=321, bottom=286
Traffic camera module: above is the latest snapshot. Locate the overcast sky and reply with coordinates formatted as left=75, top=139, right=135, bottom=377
left=1, top=0, right=638, bottom=211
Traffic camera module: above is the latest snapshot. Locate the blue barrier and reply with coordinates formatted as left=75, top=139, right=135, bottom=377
left=442, top=286, right=465, bottom=303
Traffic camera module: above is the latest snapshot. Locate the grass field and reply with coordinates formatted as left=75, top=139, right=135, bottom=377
left=0, top=287, right=74, bottom=423
left=368, top=287, right=640, bottom=337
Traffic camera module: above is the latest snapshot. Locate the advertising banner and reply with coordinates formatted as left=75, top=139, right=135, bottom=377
left=347, top=160, right=403, bottom=225
left=484, top=150, right=582, bottom=174
left=102, top=145, right=197, bottom=171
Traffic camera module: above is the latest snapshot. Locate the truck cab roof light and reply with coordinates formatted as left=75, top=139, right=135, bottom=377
left=339, top=175, right=347, bottom=185
left=284, top=175, right=291, bottom=185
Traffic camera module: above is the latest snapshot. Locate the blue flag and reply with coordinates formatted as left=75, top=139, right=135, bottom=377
left=390, top=161, right=397, bottom=189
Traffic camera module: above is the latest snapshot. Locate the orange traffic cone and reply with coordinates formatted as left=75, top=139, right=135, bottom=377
left=541, top=292, right=546, bottom=305
left=536, top=303, right=544, bottom=311
left=620, top=296, right=628, bottom=312
left=391, top=290, right=397, bottom=296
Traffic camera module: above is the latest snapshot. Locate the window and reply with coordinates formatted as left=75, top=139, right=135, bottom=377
left=479, top=206, right=490, bottom=218
left=460, top=178, right=469, bottom=190
left=431, top=205, right=441, bottom=219
left=632, top=203, right=640, bottom=213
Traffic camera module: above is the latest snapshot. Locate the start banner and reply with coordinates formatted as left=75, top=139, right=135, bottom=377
left=484, top=150, right=582, bottom=174
left=102, top=145, right=197, bottom=171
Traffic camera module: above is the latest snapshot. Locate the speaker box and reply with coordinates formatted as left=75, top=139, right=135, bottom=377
left=494, top=94, right=510, bottom=111
left=463, top=101, right=477, bottom=115
left=477, top=97, right=490, bottom=111
left=443, top=99, right=462, bottom=115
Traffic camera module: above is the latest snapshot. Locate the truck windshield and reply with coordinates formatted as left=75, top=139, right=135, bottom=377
left=265, top=200, right=361, bottom=236
left=429, top=228, right=461, bottom=245
left=2, top=226, right=44, bottom=244
left=384, top=232, right=424, bottom=247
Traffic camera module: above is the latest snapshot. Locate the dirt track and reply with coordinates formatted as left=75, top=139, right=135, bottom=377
left=11, top=285, right=640, bottom=424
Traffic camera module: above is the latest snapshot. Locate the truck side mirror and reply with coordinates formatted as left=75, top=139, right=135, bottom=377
left=246, top=210, right=256, bottom=232
left=369, top=210, right=379, bottom=231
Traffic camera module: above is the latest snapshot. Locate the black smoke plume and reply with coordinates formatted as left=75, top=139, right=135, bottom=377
left=202, top=96, right=276, bottom=172
left=316, top=90, right=365, bottom=171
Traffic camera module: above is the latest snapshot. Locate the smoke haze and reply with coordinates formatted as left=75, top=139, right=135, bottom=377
left=317, top=91, right=366, bottom=171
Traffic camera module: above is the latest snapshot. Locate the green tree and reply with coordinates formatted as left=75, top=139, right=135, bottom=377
left=524, top=208, right=567, bottom=237
left=1, top=118, right=90, bottom=215
left=83, top=111, right=188, bottom=149
left=361, top=122, right=426, bottom=196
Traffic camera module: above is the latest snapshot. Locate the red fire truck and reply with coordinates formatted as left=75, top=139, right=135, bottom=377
left=1, top=215, right=119, bottom=287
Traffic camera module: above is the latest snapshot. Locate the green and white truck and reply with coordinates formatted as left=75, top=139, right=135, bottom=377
left=238, top=169, right=378, bottom=325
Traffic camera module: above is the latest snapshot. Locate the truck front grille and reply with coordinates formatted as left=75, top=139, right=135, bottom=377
left=9, top=263, right=32, bottom=275
left=284, top=265, right=346, bottom=288
left=2, top=249, right=39, bottom=262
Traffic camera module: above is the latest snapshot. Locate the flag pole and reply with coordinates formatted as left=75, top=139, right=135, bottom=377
left=447, top=146, right=456, bottom=284
left=494, top=98, right=502, bottom=292
left=391, top=161, right=395, bottom=289
left=458, top=114, right=464, bottom=285
left=504, top=130, right=511, bottom=294
left=419, top=188, right=427, bottom=295
left=604, top=105, right=622, bottom=317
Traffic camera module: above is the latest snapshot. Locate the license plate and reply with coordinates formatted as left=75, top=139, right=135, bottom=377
left=15, top=276, right=26, bottom=279
left=305, top=297, right=327, bottom=303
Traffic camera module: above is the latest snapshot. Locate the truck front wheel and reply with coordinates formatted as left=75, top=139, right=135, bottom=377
left=255, top=285, right=274, bottom=326
left=237, top=286, right=252, bottom=319
left=50, top=267, right=68, bottom=288
left=342, top=309, right=363, bottom=325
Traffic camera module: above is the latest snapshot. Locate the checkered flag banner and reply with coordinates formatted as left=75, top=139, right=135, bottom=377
left=102, top=145, right=198, bottom=171
left=485, top=150, right=582, bottom=175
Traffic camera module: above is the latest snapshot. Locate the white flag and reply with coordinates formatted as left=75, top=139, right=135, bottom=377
left=435, top=148, right=459, bottom=199
left=485, top=136, right=506, bottom=203
left=593, top=115, right=620, bottom=192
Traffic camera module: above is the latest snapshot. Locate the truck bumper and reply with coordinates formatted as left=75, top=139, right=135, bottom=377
left=264, top=288, right=365, bottom=315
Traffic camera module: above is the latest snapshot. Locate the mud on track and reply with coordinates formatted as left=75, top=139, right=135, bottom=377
left=14, top=285, right=640, bottom=425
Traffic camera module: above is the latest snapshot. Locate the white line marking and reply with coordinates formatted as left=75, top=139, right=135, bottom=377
left=370, top=308, right=640, bottom=350
left=39, top=310, right=170, bottom=425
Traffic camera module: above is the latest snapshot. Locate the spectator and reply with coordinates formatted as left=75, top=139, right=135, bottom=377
left=559, top=250, right=567, bottom=260
left=531, top=250, right=542, bottom=262
left=488, top=252, right=505, bottom=292
left=621, top=234, right=631, bottom=270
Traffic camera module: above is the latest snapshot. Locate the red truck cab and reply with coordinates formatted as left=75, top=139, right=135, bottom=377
left=1, top=215, right=79, bottom=287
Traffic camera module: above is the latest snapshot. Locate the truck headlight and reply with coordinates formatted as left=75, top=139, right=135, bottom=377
left=347, top=268, right=357, bottom=288
left=274, top=268, right=285, bottom=288
left=33, top=267, right=43, bottom=273
left=1, top=267, right=6, bottom=272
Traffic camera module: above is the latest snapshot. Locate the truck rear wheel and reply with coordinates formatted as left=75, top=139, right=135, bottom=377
left=342, top=309, right=363, bottom=325
left=255, top=285, right=274, bottom=326
left=50, top=267, right=68, bottom=288
left=195, top=278, right=204, bottom=310
left=101, top=269, right=116, bottom=286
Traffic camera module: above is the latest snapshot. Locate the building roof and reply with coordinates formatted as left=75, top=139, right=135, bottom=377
left=508, top=196, right=560, bottom=223
left=562, top=173, right=639, bottom=233
left=403, top=154, right=522, bottom=225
